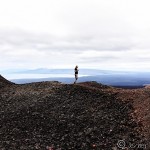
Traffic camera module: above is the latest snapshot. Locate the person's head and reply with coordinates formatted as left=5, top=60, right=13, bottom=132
left=75, top=65, right=78, bottom=68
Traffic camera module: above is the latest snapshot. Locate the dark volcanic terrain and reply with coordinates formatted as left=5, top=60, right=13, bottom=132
left=0, top=75, right=14, bottom=88
left=0, top=75, right=149, bottom=150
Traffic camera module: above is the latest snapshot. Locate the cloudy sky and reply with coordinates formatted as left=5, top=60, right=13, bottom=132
left=0, top=0, right=150, bottom=71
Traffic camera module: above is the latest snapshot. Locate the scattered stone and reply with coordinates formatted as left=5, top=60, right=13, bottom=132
left=0, top=78, right=149, bottom=149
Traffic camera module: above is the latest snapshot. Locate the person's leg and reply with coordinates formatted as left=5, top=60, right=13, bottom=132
left=76, top=74, right=78, bottom=81
left=74, top=74, right=78, bottom=84
left=74, top=75, right=76, bottom=84
left=75, top=74, right=78, bottom=83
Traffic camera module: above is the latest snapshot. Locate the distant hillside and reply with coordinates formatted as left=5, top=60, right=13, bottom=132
left=3, top=68, right=150, bottom=86
left=0, top=78, right=149, bottom=149
left=7, top=68, right=124, bottom=75
left=11, top=74, right=150, bottom=86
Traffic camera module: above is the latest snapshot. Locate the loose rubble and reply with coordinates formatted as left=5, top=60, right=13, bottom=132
left=0, top=76, right=149, bottom=149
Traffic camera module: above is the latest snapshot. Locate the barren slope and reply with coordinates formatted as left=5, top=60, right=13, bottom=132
left=0, top=79, right=149, bottom=150
left=0, top=75, right=14, bottom=88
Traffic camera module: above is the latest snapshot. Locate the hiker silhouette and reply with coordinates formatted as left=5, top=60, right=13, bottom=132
left=74, top=65, right=79, bottom=84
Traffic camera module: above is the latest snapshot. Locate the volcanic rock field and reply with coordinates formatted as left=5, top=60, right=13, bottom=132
left=0, top=75, right=149, bottom=150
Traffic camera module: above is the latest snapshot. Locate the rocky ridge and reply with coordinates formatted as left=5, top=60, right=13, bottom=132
left=0, top=76, right=149, bottom=150
left=0, top=75, right=14, bottom=88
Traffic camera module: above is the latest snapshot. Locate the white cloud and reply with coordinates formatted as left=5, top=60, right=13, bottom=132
left=0, top=0, right=150, bottom=71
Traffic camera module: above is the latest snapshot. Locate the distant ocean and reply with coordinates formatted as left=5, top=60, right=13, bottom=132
left=3, top=74, right=89, bottom=80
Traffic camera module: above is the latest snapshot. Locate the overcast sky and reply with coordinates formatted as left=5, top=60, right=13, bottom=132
left=0, top=0, right=150, bottom=71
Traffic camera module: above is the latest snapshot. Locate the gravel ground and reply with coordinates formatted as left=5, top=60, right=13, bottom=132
left=0, top=76, right=149, bottom=150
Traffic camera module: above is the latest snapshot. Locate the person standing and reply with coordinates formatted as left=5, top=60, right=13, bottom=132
left=74, top=65, right=79, bottom=84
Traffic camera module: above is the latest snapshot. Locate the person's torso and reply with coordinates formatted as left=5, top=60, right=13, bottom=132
left=75, top=68, right=78, bottom=74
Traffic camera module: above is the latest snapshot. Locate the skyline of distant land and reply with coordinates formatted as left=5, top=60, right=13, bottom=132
left=1, top=68, right=150, bottom=86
